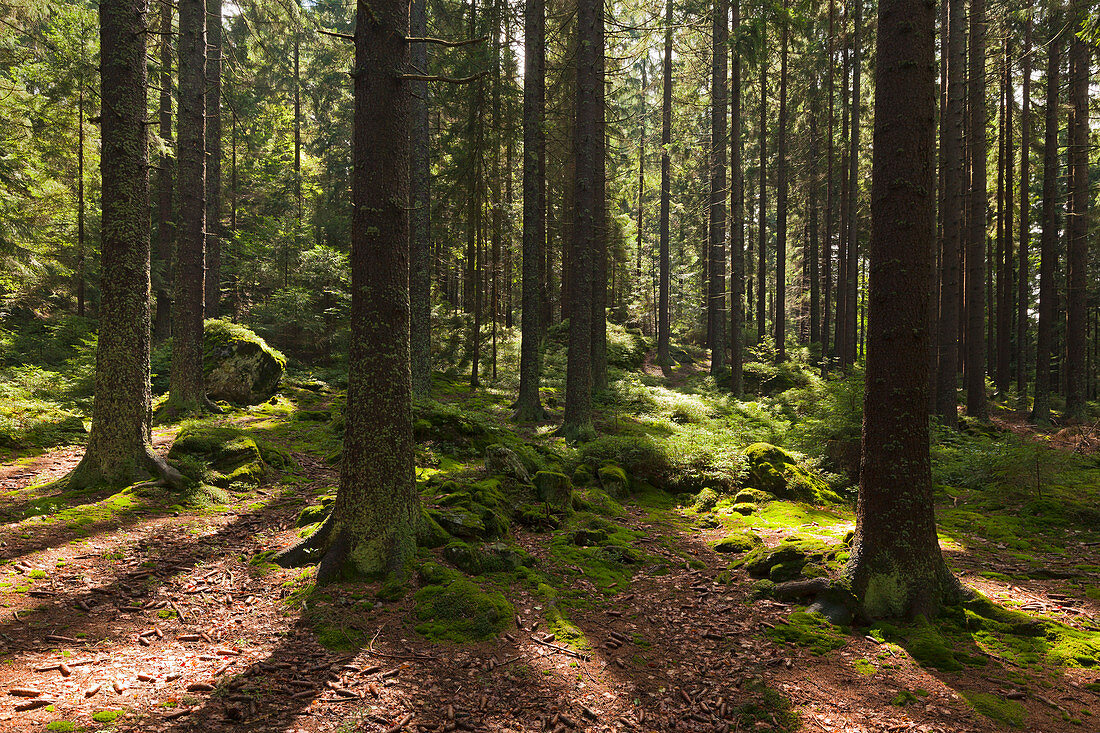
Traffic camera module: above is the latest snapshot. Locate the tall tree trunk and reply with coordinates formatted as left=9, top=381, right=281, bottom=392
left=729, top=0, right=743, bottom=395
left=756, top=20, right=768, bottom=345
left=278, top=0, right=418, bottom=579
left=848, top=0, right=959, bottom=618
left=935, top=0, right=965, bottom=428
left=965, top=0, right=988, bottom=420
left=515, top=0, right=547, bottom=420
left=843, top=0, right=861, bottom=368
left=996, top=45, right=1013, bottom=397
left=656, top=0, right=673, bottom=372
left=835, top=23, right=849, bottom=363
left=1065, top=0, right=1089, bottom=419
left=153, top=0, right=173, bottom=342
left=410, top=0, right=432, bottom=396
left=491, top=0, right=503, bottom=383
left=291, top=33, right=301, bottom=288
left=637, top=62, right=646, bottom=284
left=1030, top=4, right=1061, bottom=424
left=821, top=0, right=835, bottom=373
left=204, top=0, right=222, bottom=317
left=591, top=3, right=608, bottom=392
left=69, top=0, right=180, bottom=489
left=1016, top=7, right=1032, bottom=402
left=775, top=5, right=788, bottom=361
left=169, top=0, right=211, bottom=413
left=561, top=0, right=599, bottom=439
left=808, top=76, right=820, bottom=348
left=77, top=86, right=87, bottom=318
left=708, top=0, right=728, bottom=375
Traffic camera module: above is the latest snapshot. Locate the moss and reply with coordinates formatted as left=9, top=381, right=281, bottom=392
left=314, top=623, right=365, bottom=651
left=734, top=488, right=775, bottom=504
left=691, top=487, right=720, bottom=512
left=92, top=710, right=124, bottom=723
left=441, top=540, right=533, bottom=575
left=46, top=723, right=76, bottom=732
left=202, top=319, right=286, bottom=404
left=156, top=608, right=176, bottom=619
left=731, top=502, right=756, bottom=515
left=713, top=531, right=762, bottom=554
left=766, top=611, right=849, bottom=655
left=962, top=691, right=1027, bottom=728
left=413, top=578, right=513, bottom=642
left=597, top=463, right=630, bottom=496
left=426, top=479, right=510, bottom=539
left=852, top=658, right=877, bottom=676
left=739, top=536, right=842, bottom=579
left=296, top=499, right=332, bottom=527
left=547, top=512, right=645, bottom=593
left=536, top=583, right=589, bottom=650
left=571, top=487, right=626, bottom=518
left=168, top=425, right=270, bottom=494
left=892, top=690, right=921, bottom=707
left=534, top=471, right=572, bottom=509
left=742, top=443, right=842, bottom=504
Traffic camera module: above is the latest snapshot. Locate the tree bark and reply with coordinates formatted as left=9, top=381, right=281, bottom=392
left=708, top=0, right=728, bottom=375
left=843, top=0, right=861, bottom=368
left=821, top=0, right=835, bottom=373
left=204, top=0, right=222, bottom=317
left=153, top=0, right=174, bottom=343
left=965, top=0, right=988, bottom=420
left=591, top=2, right=608, bottom=392
left=756, top=20, right=768, bottom=345
left=729, top=0, right=743, bottom=395
left=656, top=0, right=673, bottom=373
left=1065, top=0, right=1089, bottom=419
left=69, top=0, right=180, bottom=490
left=1016, top=7, right=1032, bottom=402
left=775, top=4, right=788, bottom=361
left=808, top=74, right=820, bottom=348
left=410, top=0, right=432, bottom=397
left=848, top=0, right=959, bottom=618
left=515, top=0, right=547, bottom=420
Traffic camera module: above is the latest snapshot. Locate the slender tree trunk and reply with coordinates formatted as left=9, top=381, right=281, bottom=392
left=997, top=45, right=1013, bottom=398
left=204, top=0, right=222, bottom=316
left=169, top=0, right=211, bottom=413
left=591, top=2, right=608, bottom=392
left=491, top=0, right=503, bottom=383
left=708, top=0, right=728, bottom=375
left=561, top=0, right=599, bottom=439
left=808, top=78, right=820, bottom=348
left=729, top=0, right=743, bottom=394
left=515, top=0, right=547, bottom=420
left=1031, top=5, right=1060, bottom=424
left=775, top=5, right=788, bottom=361
left=1065, top=0, right=1089, bottom=418
left=848, top=0, right=959, bottom=618
left=69, top=0, right=180, bottom=489
left=410, top=0, right=432, bottom=396
left=77, top=86, right=87, bottom=318
left=966, top=0, right=988, bottom=420
left=821, top=0, right=835, bottom=373
left=637, top=62, right=646, bottom=284
left=756, top=21, right=767, bottom=345
left=843, top=0, right=861, bottom=367
left=1016, top=7, right=1032, bottom=402
left=835, top=25, right=849, bottom=362
left=153, top=1, right=173, bottom=341
left=656, top=0, right=673, bottom=372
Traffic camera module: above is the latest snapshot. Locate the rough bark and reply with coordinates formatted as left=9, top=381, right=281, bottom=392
left=729, top=0, right=743, bottom=395
left=821, top=0, right=835, bottom=373
left=1065, top=0, right=1088, bottom=419
left=708, top=0, right=728, bottom=375
left=775, top=6, right=788, bottom=361
left=153, top=0, right=174, bottom=343
left=848, top=0, right=960, bottom=618
left=410, top=0, right=432, bottom=397
left=204, top=0, right=222, bottom=317
left=515, top=0, right=547, bottom=421
left=591, top=3, right=608, bottom=392
left=68, top=0, right=181, bottom=490
left=656, top=0, right=673, bottom=373
left=279, top=0, right=419, bottom=579
left=965, top=0, right=988, bottom=420
left=756, top=23, right=767, bottom=345
left=843, top=0, right=861, bottom=368
left=808, top=75, right=820, bottom=348
left=1016, top=7, right=1032, bottom=402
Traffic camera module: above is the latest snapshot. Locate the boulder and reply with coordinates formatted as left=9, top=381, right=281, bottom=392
left=485, top=444, right=530, bottom=483
left=534, top=471, right=572, bottom=509
left=742, top=443, right=842, bottom=504
left=203, top=319, right=286, bottom=404
left=597, top=464, right=630, bottom=497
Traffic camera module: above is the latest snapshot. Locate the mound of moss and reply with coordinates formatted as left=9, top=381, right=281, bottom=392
left=713, top=531, right=762, bottom=554
left=766, top=611, right=849, bottom=655
left=742, top=443, right=842, bottom=504
left=738, top=536, right=847, bottom=582
left=442, top=540, right=534, bottom=575
left=203, top=319, right=286, bottom=404
left=425, top=479, right=510, bottom=540
left=548, top=512, right=645, bottom=592
left=962, top=691, right=1027, bottom=728
left=413, top=574, right=513, bottom=642
left=168, top=425, right=284, bottom=490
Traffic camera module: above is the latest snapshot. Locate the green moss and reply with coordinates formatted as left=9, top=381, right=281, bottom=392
left=892, top=690, right=921, bottom=707
left=691, top=487, right=720, bottom=512
left=852, top=658, right=877, bottom=676
left=734, top=488, right=775, bottom=504
left=962, top=691, right=1027, bottom=728
left=547, top=512, right=645, bottom=593
left=571, top=487, right=626, bottom=518
left=766, top=611, right=849, bottom=655
left=713, top=531, right=761, bottom=554
left=742, top=443, right=842, bottom=504
left=597, top=464, right=630, bottom=496
left=46, top=721, right=76, bottom=732
left=202, top=319, right=286, bottom=404
left=536, top=583, right=589, bottom=650
left=92, top=710, right=124, bottom=723
left=426, top=479, right=510, bottom=540
left=156, top=608, right=177, bottom=619
left=534, top=471, right=572, bottom=509
left=314, top=623, right=365, bottom=651
left=739, top=536, right=843, bottom=579
left=413, top=578, right=513, bottom=642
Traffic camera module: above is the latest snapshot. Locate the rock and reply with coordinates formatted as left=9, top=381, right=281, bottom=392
left=733, top=488, right=775, bottom=504
left=167, top=425, right=272, bottom=489
left=429, top=507, right=487, bottom=539
left=597, top=464, right=630, bottom=497
left=769, top=560, right=806, bottom=582
left=807, top=598, right=854, bottom=626
left=572, top=528, right=608, bottom=547
left=692, top=487, right=720, bottom=512
left=572, top=464, right=594, bottom=487
left=295, top=495, right=334, bottom=527
left=534, top=471, right=572, bottom=509
left=731, top=502, right=756, bottom=515
left=485, top=444, right=530, bottom=483
left=713, top=532, right=762, bottom=554
left=741, top=442, right=842, bottom=504
left=203, top=319, right=286, bottom=404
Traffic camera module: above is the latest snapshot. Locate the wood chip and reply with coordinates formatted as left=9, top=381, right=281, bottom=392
left=15, top=698, right=51, bottom=712
left=186, top=682, right=215, bottom=692
left=84, top=682, right=103, bottom=698
left=8, top=688, right=42, bottom=698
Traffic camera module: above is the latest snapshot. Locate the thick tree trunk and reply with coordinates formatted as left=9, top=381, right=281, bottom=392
left=999, top=47, right=1014, bottom=400
left=1065, top=0, right=1088, bottom=419
left=775, top=7, right=788, bottom=361
left=729, top=0, right=743, bottom=395
left=821, top=0, right=835, bottom=373
left=1030, top=6, right=1060, bottom=425
left=410, top=0, right=432, bottom=397
left=965, top=0, right=988, bottom=420
left=591, top=4, right=608, bottom=392
left=808, top=78, right=820, bottom=348
left=1016, top=8, right=1032, bottom=402
left=935, top=0, right=965, bottom=428
left=204, top=0, right=222, bottom=317
left=756, top=23, right=767, bottom=345
left=708, top=0, right=728, bottom=375
left=152, top=0, right=174, bottom=343
left=515, top=0, right=547, bottom=420
left=656, top=0, right=673, bottom=372
left=69, top=0, right=180, bottom=490
left=561, top=0, right=599, bottom=440
left=848, top=0, right=959, bottom=618
left=168, top=0, right=211, bottom=413
left=280, top=0, right=418, bottom=579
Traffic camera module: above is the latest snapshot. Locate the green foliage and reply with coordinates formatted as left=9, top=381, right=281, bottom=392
left=45, top=721, right=76, bottom=732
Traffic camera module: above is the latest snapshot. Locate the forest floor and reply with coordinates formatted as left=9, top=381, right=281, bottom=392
left=0, top=344, right=1098, bottom=733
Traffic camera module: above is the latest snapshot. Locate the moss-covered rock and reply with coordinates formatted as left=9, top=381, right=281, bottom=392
left=739, top=536, right=844, bottom=579
left=571, top=487, right=626, bottom=518
left=733, top=488, right=775, bottom=504
left=296, top=495, right=335, bottom=527
left=202, top=319, right=286, bottom=404
left=691, top=487, right=720, bottom=512
left=485, top=444, right=530, bottom=483
left=572, top=464, right=594, bottom=487
left=766, top=611, right=849, bottom=655
left=713, top=532, right=762, bottom=554
left=534, top=471, right=572, bottom=509
left=742, top=443, right=842, bottom=504
left=426, top=479, right=510, bottom=540
left=167, top=425, right=274, bottom=490
left=442, top=540, right=533, bottom=574
left=597, top=464, right=630, bottom=497
left=413, top=577, right=513, bottom=642
left=731, top=502, right=756, bottom=515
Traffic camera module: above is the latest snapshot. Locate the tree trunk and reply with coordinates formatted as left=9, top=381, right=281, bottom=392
left=756, top=21, right=768, bottom=345
left=515, top=0, right=547, bottom=420
left=1016, top=7, right=1032, bottom=402
left=965, top=0, right=988, bottom=420
left=152, top=0, right=173, bottom=342
left=656, top=0, right=673, bottom=373
left=637, top=62, right=646, bottom=285
left=279, top=0, right=418, bottom=579
left=204, top=0, right=222, bottom=317
left=591, top=4, right=608, bottom=392
left=848, top=0, right=959, bottom=618
left=1065, top=0, right=1088, bottom=419
left=821, top=0, right=835, bottom=373
left=561, top=0, right=599, bottom=440
left=808, top=75, right=820, bottom=348
left=708, top=0, right=728, bottom=375
left=69, top=0, right=180, bottom=490
left=775, top=5, right=788, bottom=361
left=843, top=0, right=861, bottom=368
left=729, top=0, right=743, bottom=395
left=1030, top=4, right=1060, bottom=424
left=169, top=0, right=211, bottom=413
left=997, top=45, right=1013, bottom=398
left=410, top=0, right=432, bottom=397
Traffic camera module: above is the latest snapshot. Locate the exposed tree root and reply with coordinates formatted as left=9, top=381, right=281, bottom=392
left=62, top=445, right=184, bottom=492
left=274, top=513, right=335, bottom=568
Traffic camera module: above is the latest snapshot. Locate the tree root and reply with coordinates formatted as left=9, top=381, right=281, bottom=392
left=274, top=513, right=335, bottom=568
left=512, top=403, right=548, bottom=422
left=62, top=444, right=184, bottom=492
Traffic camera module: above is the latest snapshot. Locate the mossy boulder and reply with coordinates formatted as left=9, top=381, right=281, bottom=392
left=413, top=577, right=514, bottom=642
left=571, top=487, right=626, bottom=518
left=731, top=502, right=757, bottom=515
left=739, top=536, right=843, bottom=579
left=713, top=531, right=762, bottom=554
left=485, top=444, right=530, bottom=483
left=691, top=487, right=720, bottom=512
left=203, top=319, right=286, bottom=404
left=296, top=494, right=335, bottom=527
left=734, top=488, right=775, bottom=504
left=534, top=471, right=572, bottom=509
left=572, top=464, right=594, bottom=487
left=442, top=540, right=533, bottom=574
left=742, top=443, right=842, bottom=504
left=167, top=425, right=276, bottom=489
left=597, top=464, right=630, bottom=497
left=427, top=479, right=510, bottom=540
